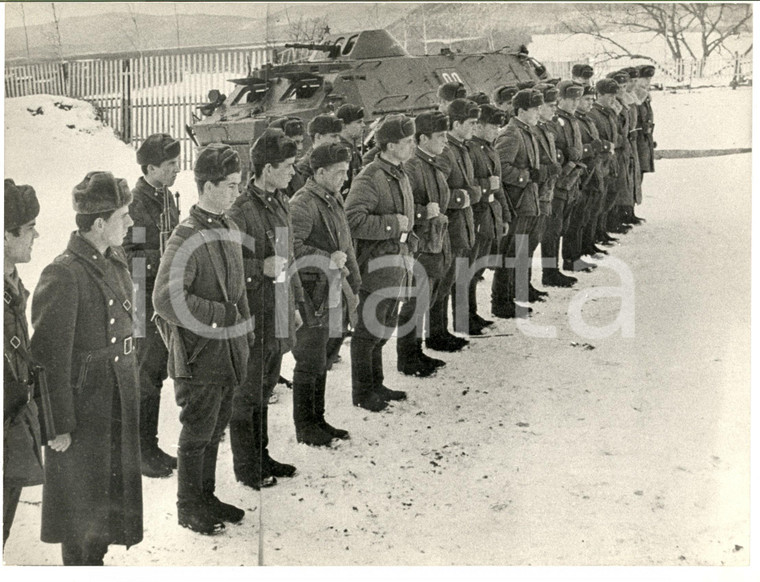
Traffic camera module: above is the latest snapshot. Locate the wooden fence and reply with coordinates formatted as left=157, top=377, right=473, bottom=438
left=5, top=50, right=752, bottom=167
left=5, top=46, right=273, bottom=169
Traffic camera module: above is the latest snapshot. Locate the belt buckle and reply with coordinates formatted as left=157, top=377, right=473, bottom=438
left=399, top=232, right=408, bottom=243
left=123, top=336, right=134, bottom=355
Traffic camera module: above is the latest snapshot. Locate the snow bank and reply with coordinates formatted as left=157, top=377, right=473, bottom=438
left=4, top=95, right=138, bottom=284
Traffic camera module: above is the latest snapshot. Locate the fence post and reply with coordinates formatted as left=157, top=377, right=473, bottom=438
left=121, top=59, right=132, bottom=144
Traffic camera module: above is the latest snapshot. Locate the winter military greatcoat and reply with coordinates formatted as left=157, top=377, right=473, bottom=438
left=227, top=183, right=303, bottom=354
left=442, top=134, right=479, bottom=252
left=495, top=117, right=541, bottom=217
left=290, top=177, right=362, bottom=326
left=4, top=270, right=43, bottom=488
left=345, top=155, right=415, bottom=293
left=31, top=232, right=142, bottom=547
left=403, top=147, right=452, bottom=279
left=468, top=135, right=511, bottom=242
left=551, top=108, right=584, bottom=203
left=152, top=205, right=254, bottom=385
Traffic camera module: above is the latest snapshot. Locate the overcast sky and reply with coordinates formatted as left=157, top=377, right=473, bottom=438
left=3, top=2, right=405, bottom=28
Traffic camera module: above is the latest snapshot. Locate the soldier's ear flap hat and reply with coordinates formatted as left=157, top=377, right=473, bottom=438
left=437, top=82, right=467, bottom=101
left=623, top=66, right=640, bottom=79
left=493, top=85, right=518, bottom=106
left=478, top=104, right=507, bottom=126
left=512, top=89, right=544, bottom=112
left=557, top=80, right=584, bottom=99
left=608, top=70, right=630, bottom=85
left=517, top=80, right=536, bottom=91
left=448, top=98, right=480, bottom=122
left=572, top=64, right=594, bottom=79
left=595, top=79, right=620, bottom=95
left=534, top=83, right=558, bottom=103
left=375, top=114, right=415, bottom=146
left=250, top=128, right=298, bottom=166
left=136, top=133, right=181, bottom=166
left=310, top=143, right=352, bottom=171
left=415, top=111, right=448, bottom=134
left=336, top=103, right=365, bottom=124
left=194, top=143, right=241, bottom=184
left=308, top=114, right=343, bottom=136
left=466, top=91, right=490, bottom=105
left=269, top=116, right=305, bottom=138
left=72, top=172, right=132, bottom=215
left=638, top=64, right=656, bottom=78
left=4, top=179, right=40, bottom=231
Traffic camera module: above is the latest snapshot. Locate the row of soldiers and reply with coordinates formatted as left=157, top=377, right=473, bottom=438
left=3, top=62, right=656, bottom=558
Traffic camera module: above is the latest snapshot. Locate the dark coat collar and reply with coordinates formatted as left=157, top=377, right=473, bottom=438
left=67, top=231, right=128, bottom=275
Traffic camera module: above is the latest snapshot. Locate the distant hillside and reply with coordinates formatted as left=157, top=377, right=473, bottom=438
left=5, top=12, right=269, bottom=60
left=5, top=4, right=416, bottom=62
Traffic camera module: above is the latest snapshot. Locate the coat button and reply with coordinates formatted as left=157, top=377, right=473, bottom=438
left=109, top=299, right=114, bottom=306
left=212, top=323, right=218, bottom=329
left=246, top=277, right=252, bottom=283
left=386, top=226, right=391, bottom=231
left=92, top=255, right=98, bottom=260
left=114, top=356, right=119, bottom=362
left=111, top=337, right=117, bottom=344
left=110, top=318, right=115, bottom=325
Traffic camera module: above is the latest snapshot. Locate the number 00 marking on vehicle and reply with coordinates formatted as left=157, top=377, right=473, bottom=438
left=440, top=71, right=463, bottom=84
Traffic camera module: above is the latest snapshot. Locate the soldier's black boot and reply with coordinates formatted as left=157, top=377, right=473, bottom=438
left=229, top=418, right=277, bottom=490
left=140, top=395, right=173, bottom=478
left=261, top=407, right=297, bottom=477
left=397, top=329, right=436, bottom=377
left=371, top=344, right=407, bottom=401
left=418, top=340, right=446, bottom=369
left=293, top=380, right=334, bottom=446
left=177, top=450, right=225, bottom=535
left=314, top=373, right=349, bottom=440
left=202, top=443, right=244, bottom=524
left=351, top=338, right=388, bottom=412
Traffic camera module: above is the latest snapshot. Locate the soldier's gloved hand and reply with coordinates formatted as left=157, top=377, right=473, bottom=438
left=426, top=202, right=440, bottom=218
left=459, top=190, right=470, bottom=208
left=330, top=250, right=348, bottom=270
left=294, top=307, right=303, bottom=330
left=529, top=168, right=541, bottom=183
left=396, top=214, right=410, bottom=232
left=263, top=255, right=287, bottom=279
left=502, top=222, right=510, bottom=238
left=488, top=175, right=500, bottom=191
left=48, top=433, right=71, bottom=452
left=223, top=302, right=240, bottom=327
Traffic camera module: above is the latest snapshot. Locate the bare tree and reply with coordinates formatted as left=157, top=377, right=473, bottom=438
left=563, top=3, right=752, bottom=63
left=682, top=3, right=753, bottom=58
left=18, top=3, right=31, bottom=60
left=50, top=2, right=64, bottom=60
left=125, top=3, right=143, bottom=54
left=173, top=4, right=181, bottom=49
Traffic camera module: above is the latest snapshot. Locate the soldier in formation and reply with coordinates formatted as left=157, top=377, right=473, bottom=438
left=227, top=130, right=301, bottom=489
left=4, top=180, right=44, bottom=547
left=153, top=144, right=249, bottom=535
left=32, top=172, right=143, bottom=563
left=123, top=133, right=181, bottom=478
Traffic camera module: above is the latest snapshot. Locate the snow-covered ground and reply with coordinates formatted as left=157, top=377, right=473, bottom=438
left=2, top=88, right=752, bottom=569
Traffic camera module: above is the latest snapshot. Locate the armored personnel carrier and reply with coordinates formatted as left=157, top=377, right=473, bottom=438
left=189, top=29, right=547, bottom=173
